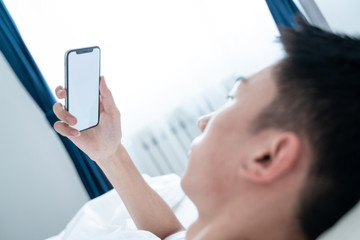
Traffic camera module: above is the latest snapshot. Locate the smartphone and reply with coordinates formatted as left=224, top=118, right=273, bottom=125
left=65, top=46, right=101, bottom=132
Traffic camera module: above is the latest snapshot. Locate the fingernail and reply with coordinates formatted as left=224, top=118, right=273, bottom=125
left=66, top=116, right=76, bottom=125
left=70, top=130, right=80, bottom=136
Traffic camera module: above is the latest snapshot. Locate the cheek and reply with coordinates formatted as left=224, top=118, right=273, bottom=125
left=182, top=105, right=253, bottom=202
left=181, top=136, right=206, bottom=196
left=182, top=132, right=241, bottom=202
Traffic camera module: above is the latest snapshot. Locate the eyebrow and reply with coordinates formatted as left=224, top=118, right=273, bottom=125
left=235, top=76, right=248, bottom=84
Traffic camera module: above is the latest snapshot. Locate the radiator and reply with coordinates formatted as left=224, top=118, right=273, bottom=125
left=127, top=77, right=236, bottom=176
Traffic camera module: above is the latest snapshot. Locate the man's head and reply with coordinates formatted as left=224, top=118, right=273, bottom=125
left=182, top=19, right=360, bottom=239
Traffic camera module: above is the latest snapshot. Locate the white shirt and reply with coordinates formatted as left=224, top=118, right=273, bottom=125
left=165, top=231, right=187, bottom=240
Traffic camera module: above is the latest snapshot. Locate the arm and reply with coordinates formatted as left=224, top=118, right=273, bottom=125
left=99, top=144, right=184, bottom=239
left=53, top=76, right=184, bottom=239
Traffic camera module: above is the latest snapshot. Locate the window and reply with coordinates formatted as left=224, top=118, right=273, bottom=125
left=4, top=0, right=283, bottom=138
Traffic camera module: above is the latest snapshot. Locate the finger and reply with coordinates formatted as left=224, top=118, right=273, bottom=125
left=53, top=121, right=81, bottom=137
left=53, top=102, right=77, bottom=126
left=55, top=86, right=67, bottom=99
left=99, top=76, right=116, bottom=112
left=99, top=97, right=105, bottom=113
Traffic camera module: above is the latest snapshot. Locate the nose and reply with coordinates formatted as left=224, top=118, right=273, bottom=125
left=197, top=112, right=214, bottom=132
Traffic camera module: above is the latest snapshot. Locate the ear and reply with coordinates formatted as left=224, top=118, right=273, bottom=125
left=239, top=132, right=301, bottom=183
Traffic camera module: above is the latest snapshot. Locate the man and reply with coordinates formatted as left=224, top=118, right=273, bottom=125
left=53, top=20, right=360, bottom=240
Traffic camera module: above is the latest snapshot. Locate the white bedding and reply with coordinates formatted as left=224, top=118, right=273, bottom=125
left=46, top=174, right=197, bottom=240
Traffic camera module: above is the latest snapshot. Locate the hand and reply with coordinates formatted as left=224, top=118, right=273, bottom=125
left=53, top=76, right=122, bottom=163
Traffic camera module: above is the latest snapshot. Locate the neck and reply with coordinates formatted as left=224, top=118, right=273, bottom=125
left=186, top=197, right=306, bottom=240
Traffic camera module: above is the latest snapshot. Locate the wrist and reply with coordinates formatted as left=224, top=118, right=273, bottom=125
left=96, top=143, right=127, bottom=168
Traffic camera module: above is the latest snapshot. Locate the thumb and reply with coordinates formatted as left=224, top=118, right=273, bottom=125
left=100, top=76, right=116, bottom=111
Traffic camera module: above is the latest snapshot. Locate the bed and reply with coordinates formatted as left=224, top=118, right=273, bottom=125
left=46, top=172, right=360, bottom=240
left=46, top=174, right=197, bottom=240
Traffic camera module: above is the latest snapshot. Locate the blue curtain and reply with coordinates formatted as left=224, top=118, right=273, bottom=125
left=265, top=0, right=302, bottom=30
left=0, top=0, right=112, bottom=199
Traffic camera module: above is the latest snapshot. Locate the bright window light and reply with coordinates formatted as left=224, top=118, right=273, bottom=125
left=4, top=0, right=283, bottom=139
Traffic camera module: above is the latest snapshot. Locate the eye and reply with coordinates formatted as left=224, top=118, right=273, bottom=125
left=227, top=95, right=235, bottom=100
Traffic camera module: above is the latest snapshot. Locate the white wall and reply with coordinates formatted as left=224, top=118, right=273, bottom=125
left=0, top=51, right=89, bottom=240
left=315, top=0, right=360, bottom=35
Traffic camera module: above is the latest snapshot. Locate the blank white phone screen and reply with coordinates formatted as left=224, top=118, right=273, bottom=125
left=67, top=47, right=100, bottom=131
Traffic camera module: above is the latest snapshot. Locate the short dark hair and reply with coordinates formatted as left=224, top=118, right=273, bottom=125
left=253, top=18, right=360, bottom=239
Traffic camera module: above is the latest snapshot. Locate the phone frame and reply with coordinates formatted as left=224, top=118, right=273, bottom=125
left=64, top=46, right=101, bottom=132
